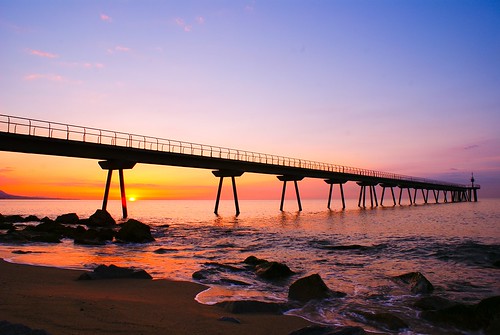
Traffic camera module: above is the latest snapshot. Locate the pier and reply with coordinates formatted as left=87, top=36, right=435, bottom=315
left=0, top=114, right=480, bottom=217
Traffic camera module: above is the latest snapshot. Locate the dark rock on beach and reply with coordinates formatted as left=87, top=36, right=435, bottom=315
left=216, top=300, right=286, bottom=314
left=74, top=227, right=115, bottom=245
left=392, top=271, right=434, bottom=294
left=86, top=209, right=116, bottom=226
left=288, top=274, right=346, bottom=303
left=78, top=264, right=152, bottom=280
left=0, top=320, right=51, bottom=335
left=115, top=219, right=154, bottom=243
left=255, top=261, right=295, bottom=279
left=0, top=222, right=14, bottom=230
left=1, top=214, right=25, bottom=223
left=243, top=255, right=269, bottom=266
left=24, top=215, right=40, bottom=222
left=289, top=325, right=366, bottom=335
left=414, top=296, right=455, bottom=311
left=55, top=213, right=79, bottom=224
left=352, top=310, right=408, bottom=332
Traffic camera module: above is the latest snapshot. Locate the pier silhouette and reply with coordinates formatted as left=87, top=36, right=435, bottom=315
left=0, top=114, right=479, bottom=217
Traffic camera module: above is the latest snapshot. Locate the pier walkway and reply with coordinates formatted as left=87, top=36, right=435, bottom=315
left=0, top=114, right=479, bottom=217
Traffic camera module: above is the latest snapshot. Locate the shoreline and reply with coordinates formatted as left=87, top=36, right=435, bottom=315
left=0, top=259, right=311, bottom=335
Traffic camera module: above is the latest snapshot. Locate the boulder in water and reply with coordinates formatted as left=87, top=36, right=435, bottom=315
left=78, top=264, right=152, bottom=280
left=255, top=261, right=295, bottom=279
left=392, top=271, right=434, bottom=294
left=87, top=209, right=116, bottom=226
left=55, top=213, right=79, bottom=224
left=0, top=320, right=51, bottom=335
left=115, top=219, right=154, bottom=243
left=353, top=310, right=408, bottom=332
left=288, top=274, right=345, bottom=302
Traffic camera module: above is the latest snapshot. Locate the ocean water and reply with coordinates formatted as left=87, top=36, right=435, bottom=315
left=1, top=198, right=499, bottom=334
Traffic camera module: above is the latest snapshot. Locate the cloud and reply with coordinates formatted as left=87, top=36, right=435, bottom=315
left=196, top=16, right=205, bottom=25
left=24, top=73, right=81, bottom=84
left=0, top=167, right=14, bottom=173
left=28, top=49, right=58, bottom=58
left=59, top=62, right=105, bottom=69
left=24, top=73, right=64, bottom=82
left=174, top=17, right=192, bottom=32
left=100, top=13, right=112, bottom=22
left=464, top=144, right=479, bottom=150
left=107, top=45, right=131, bottom=54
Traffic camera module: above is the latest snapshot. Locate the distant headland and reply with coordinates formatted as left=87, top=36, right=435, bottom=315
left=0, top=190, right=61, bottom=200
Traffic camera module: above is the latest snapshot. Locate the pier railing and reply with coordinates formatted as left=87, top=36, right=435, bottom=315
left=0, top=114, right=469, bottom=188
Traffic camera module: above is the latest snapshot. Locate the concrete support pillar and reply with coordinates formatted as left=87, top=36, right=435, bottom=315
left=324, top=178, right=348, bottom=210
left=357, top=182, right=378, bottom=208
left=212, top=170, right=244, bottom=216
left=98, top=160, right=136, bottom=219
left=277, top=175, right=304, bottom=211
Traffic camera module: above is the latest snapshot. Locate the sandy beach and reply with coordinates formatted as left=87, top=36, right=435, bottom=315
left=0, top=259, right=311, bottom=335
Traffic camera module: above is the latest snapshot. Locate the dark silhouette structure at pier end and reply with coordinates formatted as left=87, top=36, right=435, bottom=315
left=0, top=114, right=480, bottom=217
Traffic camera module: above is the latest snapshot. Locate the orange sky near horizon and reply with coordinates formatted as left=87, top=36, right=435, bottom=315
left=1, top=1, right=499, bottom=200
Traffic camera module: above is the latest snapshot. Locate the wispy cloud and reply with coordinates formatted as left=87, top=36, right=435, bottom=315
left=107, top=45, right=131, bottom=54
left=28, top=49, right=58, bottom=59
left=175, top=18, right=192, bottom=32
left=24, top=73, right=81, bottom=84
left=59, top=62, right=105, bottom=69
left=100, top=13, right=112, bottom=23
left=24, top=73, right=64, bottom=82
left=464, top=144, right=479, bottom=150
left=0, top=167, right=14, bottom=173
left=174, top=16, right=205, bottom=32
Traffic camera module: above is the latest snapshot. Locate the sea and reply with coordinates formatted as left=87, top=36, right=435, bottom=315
left=1, top=198, right=499, bottom=334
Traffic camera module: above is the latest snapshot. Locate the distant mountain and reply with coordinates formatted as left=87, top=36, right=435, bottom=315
left=0, top=190, right=58, bottom=200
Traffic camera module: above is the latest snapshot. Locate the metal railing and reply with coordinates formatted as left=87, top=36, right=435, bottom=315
left=0, top=114, right=471, bottom=188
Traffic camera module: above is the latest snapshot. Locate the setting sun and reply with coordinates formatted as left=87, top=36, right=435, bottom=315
left=129, top=197, right=136, bottom=202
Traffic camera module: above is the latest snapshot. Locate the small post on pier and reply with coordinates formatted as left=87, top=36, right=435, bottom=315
left=325, top=178, right=348, bottom=209
left=99, top=160, right=136, bottom=219
left=212, top=170, right=244, bottom=216
left=277, top=175, right=304, bottom=211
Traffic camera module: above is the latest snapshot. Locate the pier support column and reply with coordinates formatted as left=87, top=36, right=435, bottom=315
left=357, top=182, right=378, bottom=208
left=324, top=178, right=348, bottom=209
left=277, top=175, right=304, bottom=211
left=443, top=190, right=448, bottom=203
left=380, top=183, right=397, bottom=206
left=212, top=170, right=244, bottom=216
left=433, top=190, right=439, bottom=203
left=398, top=186, right=413, bottom=205
left=99, top=160, right=136, bottom=219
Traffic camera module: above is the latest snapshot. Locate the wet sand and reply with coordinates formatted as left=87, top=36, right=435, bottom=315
left=0, top=259, right=310, bottom=334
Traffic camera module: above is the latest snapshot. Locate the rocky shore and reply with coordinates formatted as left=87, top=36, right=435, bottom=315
left=1, top=211, right=499, bottom=334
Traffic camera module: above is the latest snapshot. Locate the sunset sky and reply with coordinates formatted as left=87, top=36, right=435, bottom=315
left=1, top=0, right=499, bottom=201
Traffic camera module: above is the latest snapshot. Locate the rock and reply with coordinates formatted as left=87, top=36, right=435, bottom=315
left=218, top=316, right=241, bottom=324
left=421, top=303, right=480, bottom=330
left=115, top=219, right=154, bottom=243
left=153, top=247, right=177, bottom=254
left=414, top=296, right=456, bottom=311
left=353, top=310, right=408, bottom=332
left=288, top=274, right=345, bottom=303
left=392, top=271, right=434, bottom=294
left=55, top=213, right=79, bottom=224
left=289, top=325, right=366, bottom=335
left=493, top=260, right=500, bottom=268
left=78, top=264, right=152, bottom=280
left=24, top=215, right=40, bottom=222
left=476, top=296, right=500, bottom=328
left=485, top=315, right=500, bottom=335
left=216, top=300, right=285, bottom=314
left=87, top=209, right=116, bottom=226
left=0, top=320, right=51, bottom=335
left=243, top=255, right=269, bottom=266
left=74, top=227, right=114, bottom=245
left=2, top=214, right=25, bottom=223
left=0, top=222, right=14, bottom=229
left=255, top=261, right=295, bottom=279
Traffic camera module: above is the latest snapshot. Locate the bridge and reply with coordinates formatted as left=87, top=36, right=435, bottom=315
left=0, top=114, right=479, bottom=218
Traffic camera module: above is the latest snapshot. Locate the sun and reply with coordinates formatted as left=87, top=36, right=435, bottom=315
left=129, top=196, right=137, bottom=202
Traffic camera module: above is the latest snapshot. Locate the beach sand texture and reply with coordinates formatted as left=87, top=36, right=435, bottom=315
left=0, top=259, right=310, bottom=334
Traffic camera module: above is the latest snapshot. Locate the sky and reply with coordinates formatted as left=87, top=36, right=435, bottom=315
left=1, top=0, right=499, bottom=201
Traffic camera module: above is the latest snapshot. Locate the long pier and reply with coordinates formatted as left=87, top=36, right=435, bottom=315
left=0, top=114, right=479, bottom=217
